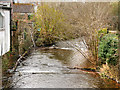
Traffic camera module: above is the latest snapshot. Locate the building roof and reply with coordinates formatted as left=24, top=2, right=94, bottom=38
left=13, top=4, right=34, bottom=13
left=0, top=1, right=11, bottom=9
left=0, top=0, right=11, bottom=2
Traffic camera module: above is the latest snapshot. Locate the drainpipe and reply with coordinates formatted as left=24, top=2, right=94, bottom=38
left=10, top=3, right=12, bottom=51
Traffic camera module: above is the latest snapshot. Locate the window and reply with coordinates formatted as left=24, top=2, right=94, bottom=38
left=0, top=11, right=5, bottom=30
left=0, top=13, right=3, bottom=28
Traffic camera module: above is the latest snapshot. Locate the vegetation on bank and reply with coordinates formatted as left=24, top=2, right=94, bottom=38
left=2, top=48, right=19, bottom=74
left=98, top=30, right=119, bottom=81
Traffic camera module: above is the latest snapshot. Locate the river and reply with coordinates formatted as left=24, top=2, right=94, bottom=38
left=9, top=39, right=119, bottom=88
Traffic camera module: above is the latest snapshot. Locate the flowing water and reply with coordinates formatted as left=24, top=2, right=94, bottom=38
left=10, top=39, right=119, bottom=88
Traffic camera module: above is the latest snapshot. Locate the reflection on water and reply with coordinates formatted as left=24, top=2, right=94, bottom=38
left=41, top=49, right=72, bottom=65
left=40, top=49, right=93, bottom=68
left=9, top=48, right=120, bottom=88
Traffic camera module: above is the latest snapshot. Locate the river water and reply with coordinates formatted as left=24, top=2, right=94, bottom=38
left=10, top=39, right=119, bottom=88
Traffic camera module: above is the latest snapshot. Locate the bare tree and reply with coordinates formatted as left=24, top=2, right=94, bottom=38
left=52, top=2, right=114, bottom=66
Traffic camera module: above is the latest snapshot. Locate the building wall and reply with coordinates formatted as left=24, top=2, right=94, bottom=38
left=0, top=9, right=10, bottom=56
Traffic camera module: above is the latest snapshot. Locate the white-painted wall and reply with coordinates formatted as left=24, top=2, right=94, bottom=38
left=0, top=8, right=10, bottom=56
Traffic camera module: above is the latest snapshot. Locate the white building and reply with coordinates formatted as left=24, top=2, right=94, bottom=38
left=0, top=1, right=11, bottom=56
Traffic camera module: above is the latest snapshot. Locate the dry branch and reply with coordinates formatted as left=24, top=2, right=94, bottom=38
left=13, top=51, right=28, bottom=72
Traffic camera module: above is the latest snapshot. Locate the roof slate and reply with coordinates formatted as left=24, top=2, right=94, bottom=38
left=13, top=4, right=34, bottom=13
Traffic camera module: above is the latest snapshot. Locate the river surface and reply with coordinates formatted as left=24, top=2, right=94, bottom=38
left=10, top=39, right=119, bottom=88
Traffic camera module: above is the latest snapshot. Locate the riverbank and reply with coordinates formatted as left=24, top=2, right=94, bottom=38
left=2, top=45, right=34, bottom=88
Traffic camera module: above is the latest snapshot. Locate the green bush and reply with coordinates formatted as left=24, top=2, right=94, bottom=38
left=98, top=33, right=118, bottom=66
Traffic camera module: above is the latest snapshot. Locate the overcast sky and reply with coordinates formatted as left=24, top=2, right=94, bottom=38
left=14, top=0, right=85, bottom=3
left=14, top=0, right=117, bottom=3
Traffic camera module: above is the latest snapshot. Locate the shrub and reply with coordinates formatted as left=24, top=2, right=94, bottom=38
left=33, top=4, right=67, bottom=46
left=98, top=33, right=118, bottom=66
